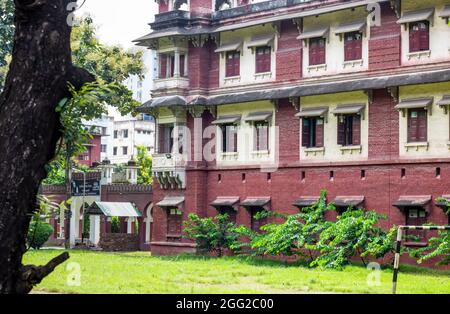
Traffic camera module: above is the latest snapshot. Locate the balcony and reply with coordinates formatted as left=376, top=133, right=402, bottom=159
left=153, top=77, right=189, bottom=91
left=151, top=10, right=190, bottom=30
left=152, top=153, right=187, bottom=189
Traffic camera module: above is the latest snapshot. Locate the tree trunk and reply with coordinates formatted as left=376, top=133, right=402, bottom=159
left=0, top=0, right=93, bottom=294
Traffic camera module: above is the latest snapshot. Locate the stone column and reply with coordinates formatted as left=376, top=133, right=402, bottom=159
left=173, top=50, right=180, bottom=77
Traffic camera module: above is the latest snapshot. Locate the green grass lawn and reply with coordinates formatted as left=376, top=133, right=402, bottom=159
left=23, top=250, right=450, bottom=294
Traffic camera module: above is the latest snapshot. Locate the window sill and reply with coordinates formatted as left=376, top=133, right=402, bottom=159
left=307, top=64, right=327, bottom=72
left=167, top=234, right=182, bottom=239
left=403, top=242, right=428, bottom=248
left=224, top=75, right=241, bottom=84
left=407, top=50, right=431, bottom=60
left=304, top=147, right=325, bottom=156
left=339, top=145, right=362, bottom=154
left=405, top=142, right=429, bottom=152
left=220, top=152, right=239, bottom=160
left=343, top=59, right=364, bottom=68
left=254, top=71, right=272, bottom=80
left=251, top=150, right=270, bottom=157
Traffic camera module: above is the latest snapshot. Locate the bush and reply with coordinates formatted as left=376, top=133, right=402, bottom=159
left=111, top=217, right=120, bottom=233
left=311, top=209, right=395, bottom=269
left=183, top=213, right=239, bottom=257
left=27, top=221, right=54, bottom=249
left=410, top=229, right=450, bottom=266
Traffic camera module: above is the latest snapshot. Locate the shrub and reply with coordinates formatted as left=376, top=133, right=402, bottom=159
left=27, top=221, right=54, bottom=249
left=410, top=229, right=450, bottom=265
left=183, top=213, right=239, bottom=257
left=111, top=217, right=120, bottom=233
left=311, top=209, right=394, bottom=269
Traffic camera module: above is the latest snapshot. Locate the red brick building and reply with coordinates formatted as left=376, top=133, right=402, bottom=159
left=76, top=131, right=102, bottom=167
left=135, top=0, right=450, bottom=257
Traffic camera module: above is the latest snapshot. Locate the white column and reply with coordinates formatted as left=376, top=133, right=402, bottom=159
left=183, top=52, right=188, bottom=77
left=173, top=50, right=180, bottom=77
left=69, top=201, right=77, bottom=247
left=127, top=218, right=133, bottom=234
left=89, top=215, right=101, bottom=245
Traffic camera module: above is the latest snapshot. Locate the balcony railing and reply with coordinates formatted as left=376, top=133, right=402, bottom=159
left=152, top=153, right=187, bottom=189
left=153, top=77, right=189, bottom=91
left=152, top=10, right=190, bottom=30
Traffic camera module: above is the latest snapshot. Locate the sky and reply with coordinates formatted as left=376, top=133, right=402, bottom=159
left=75, top=0, right=158, bottom=49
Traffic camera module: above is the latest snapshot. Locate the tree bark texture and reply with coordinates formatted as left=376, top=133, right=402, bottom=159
left=0, top=0, right=93, bottom=293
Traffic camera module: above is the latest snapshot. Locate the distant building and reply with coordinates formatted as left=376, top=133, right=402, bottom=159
left=80, top=49, right=156, bottom=166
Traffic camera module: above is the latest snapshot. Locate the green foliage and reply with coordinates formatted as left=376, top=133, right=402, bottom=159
left=409, top=197, right=450, bottom=266
left=410, top=229, right=450, bottom=266
left=183, top=213, right=239, bottom=257
left=0, top=0, right=14, bottom=90
left=111, top=217, right=120, bottom=233
left=135, top=145, right=153, bottom=185
left=27, top=221, right=54, bottom=250
left=311, top=209, right=392, bottom=269
left=233, top=191, right=333, bottom=260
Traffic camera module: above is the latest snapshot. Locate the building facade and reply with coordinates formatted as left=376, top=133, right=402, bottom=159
left=135, top=0, right=450, bottom=257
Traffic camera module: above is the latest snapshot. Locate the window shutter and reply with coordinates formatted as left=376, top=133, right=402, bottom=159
left=263, top=48, right=271, bottom=72
left=159, top=54, right=167, bottom=78
left=234, top=52, right=240, bottom=76
left=260, top=124, right=268, bottom=151
left=170, top=55, right=175, bottom=77
left=302, top=118, right=311, bottom=147
left=417, top=110, right=428, bottom=142
left=226, top=52, right=234, bottom=77
left=337, top=117, right=345, bottom=145
left=315, top=118, right=324, bottom=147
left=180, top=54, right=185, bottom=77
left=408, top=110, right=419, bottom=142
left=354, top=35, right=362, bottom=60
left=409, top=23, right=420, bottom=52
left=318, top=39, right=326, bottom=65
left=352, top=115, right=361, bottom=145
left=158, top=125, right=166, bottom=153
left=419, top=22, right=429, bottom=51
left=344, top=35, right=353, bottom=61
left=255, top=48, right=263, bottom=73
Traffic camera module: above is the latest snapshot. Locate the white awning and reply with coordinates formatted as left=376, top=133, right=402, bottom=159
left=247, top=35, right=275, bottom=48
left=334, top=20, right=367, bottom=34
left=331, top=104, right=366, bottom=115
left=211, top=115, right=241, bottom=125
left=295, top=107, right=328, bottom=118
left=244, top=111, right=273, bottom=122
left=439, top=5, right=450, bottom=18
left=397, top=8, right=435, bottom=24
left=215, top=41, right=243, bottom=53
left=86, top=202, right=141, bottom=217
left=395, top=97, right=434, bottom=110
left=436, top=95, right=450, bottom=107
left=157, top=196, right=185, bottom=208
left=297, top=26, right=330, bottom=40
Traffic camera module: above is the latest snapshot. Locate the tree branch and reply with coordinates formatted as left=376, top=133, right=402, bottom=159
left=17, top=252, right=70, bottom=293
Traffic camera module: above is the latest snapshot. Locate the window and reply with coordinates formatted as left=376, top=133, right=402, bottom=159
left=122, top=146, right=128, bottom=155
left=123, top=129, right=129, bottom=138
left=167, top=208, right=182, bottom=238
left=226, top=51, right=240, bottom=77
left=158, top=124, right=174, bottom=154
left=406, top=208, right=427, bottom=243
left=344, top=31, right=363, bottom=61
left=409, top=21, right=429, bottom=52
left=309, top=37, right=326, bottom=65
left=250, top=207, right=267, bottom=233
left=255, top=46, right=271, bottom=73
left=407, top=109, right=427, bottom=142
left=101, top=127, right=107, bottom=136
left=113, top=130, right=118, bottom=139
left=113, top=147, right=118, bottom=156
left=101, top=144, right=107, bottom=153
left=302, top=117, right=324, bottom=148
left=180, top=54, right=186, bottom=77
left=159, top=54, right=167, bottom=78
left=337, top=115, right=361, bottom=146
left=253, top=121, right=269, bottom=151
left=221, top=124, right=238, bottom=153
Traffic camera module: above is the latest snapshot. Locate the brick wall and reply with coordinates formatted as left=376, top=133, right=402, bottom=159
left=99, top=233, right=139, bottom=251
left=276, top=98, right=300, bottom=164
left=369, top=2, right=401, bottom=70
left=276, top=20, right=302, bottom=81
left=368, top=89, right=399, bottom=159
